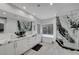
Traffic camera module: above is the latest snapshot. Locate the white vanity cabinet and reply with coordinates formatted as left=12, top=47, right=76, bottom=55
left=15, top=35, right=41, bottom=55
left=4, top=42, right=15, bottom=55
left=0, top=42, right=15, bottom=55
left=27, top=36, right=37, bottom=49
left=35, top=35, right=41, bottom=44
left=15, top=38, right=28, bottom=55
left=0, top=34, right=41, bottom=55
left=0, top=46, right=5, bottom=55
left=27, top=35, right=41, bottom=49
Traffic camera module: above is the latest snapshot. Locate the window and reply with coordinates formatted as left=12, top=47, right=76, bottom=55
left=42, top=24, right=53, bottom=35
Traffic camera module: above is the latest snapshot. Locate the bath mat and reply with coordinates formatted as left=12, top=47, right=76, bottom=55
left=32, top=44, right=42, bottom=51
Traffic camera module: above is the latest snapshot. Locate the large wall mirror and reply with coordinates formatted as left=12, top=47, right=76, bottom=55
left=15, top=20, right=32, bottom=37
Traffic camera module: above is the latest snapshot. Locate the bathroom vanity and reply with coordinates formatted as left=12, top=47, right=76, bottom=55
left=0, top=33, right=41, bottom=55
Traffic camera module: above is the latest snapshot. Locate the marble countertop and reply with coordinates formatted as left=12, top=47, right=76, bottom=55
left=0, top=32, right=37, bottom=46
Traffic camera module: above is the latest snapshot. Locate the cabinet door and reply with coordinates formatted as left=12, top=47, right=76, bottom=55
left=4, top=42, right=15, bottom=55
left=0, top=45, right=6, bottom=55
left=15, top=36, right=41, bottom=55
left=27, top=35, right=41, bottom=49
left=35, top=35, right=41, bottom=44
left=0, top=42, right=15, bottom=55
left=27, top=37, right=36, bottom=48
left=15, top=39, right=28, bottom=55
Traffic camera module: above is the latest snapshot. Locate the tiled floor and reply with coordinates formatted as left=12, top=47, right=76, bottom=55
left=24, top=42, right=79, bottom=55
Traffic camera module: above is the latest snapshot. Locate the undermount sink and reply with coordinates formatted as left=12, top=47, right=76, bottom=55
left=0, top=39, right=9, bottom=45
left=0, top=38, right=18, bottom=45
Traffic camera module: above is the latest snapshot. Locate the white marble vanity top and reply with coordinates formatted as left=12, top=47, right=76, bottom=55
left=0, top=33, right=15, bottom=45
left=0, top=32, right=37, bottom=45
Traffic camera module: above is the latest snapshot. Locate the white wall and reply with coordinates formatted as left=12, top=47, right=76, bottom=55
left=0, top=17, right=18, bottom=34
left=0, top=3, right=32, bottom=19
left=32, top=21, right=37, bottom=34
left=5, top=18, right=18, bottom=33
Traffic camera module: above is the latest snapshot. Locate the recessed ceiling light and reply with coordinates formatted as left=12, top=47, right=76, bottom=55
left=50, top=3, right=53, bottom=5
left=23, top=6, right=26, bottom=9
left=2, top=12, right=6, bottom=15
left=29, top=15, right=34, bottom=19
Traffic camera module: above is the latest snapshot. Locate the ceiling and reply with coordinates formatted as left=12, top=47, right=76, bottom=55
left=8, top=3, right=57, bottom=20
left=8, top=3, right=79, bottom=20
left=0, top=3, right=36, bottom=21
left=1, top=3, right=79, bottom=20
